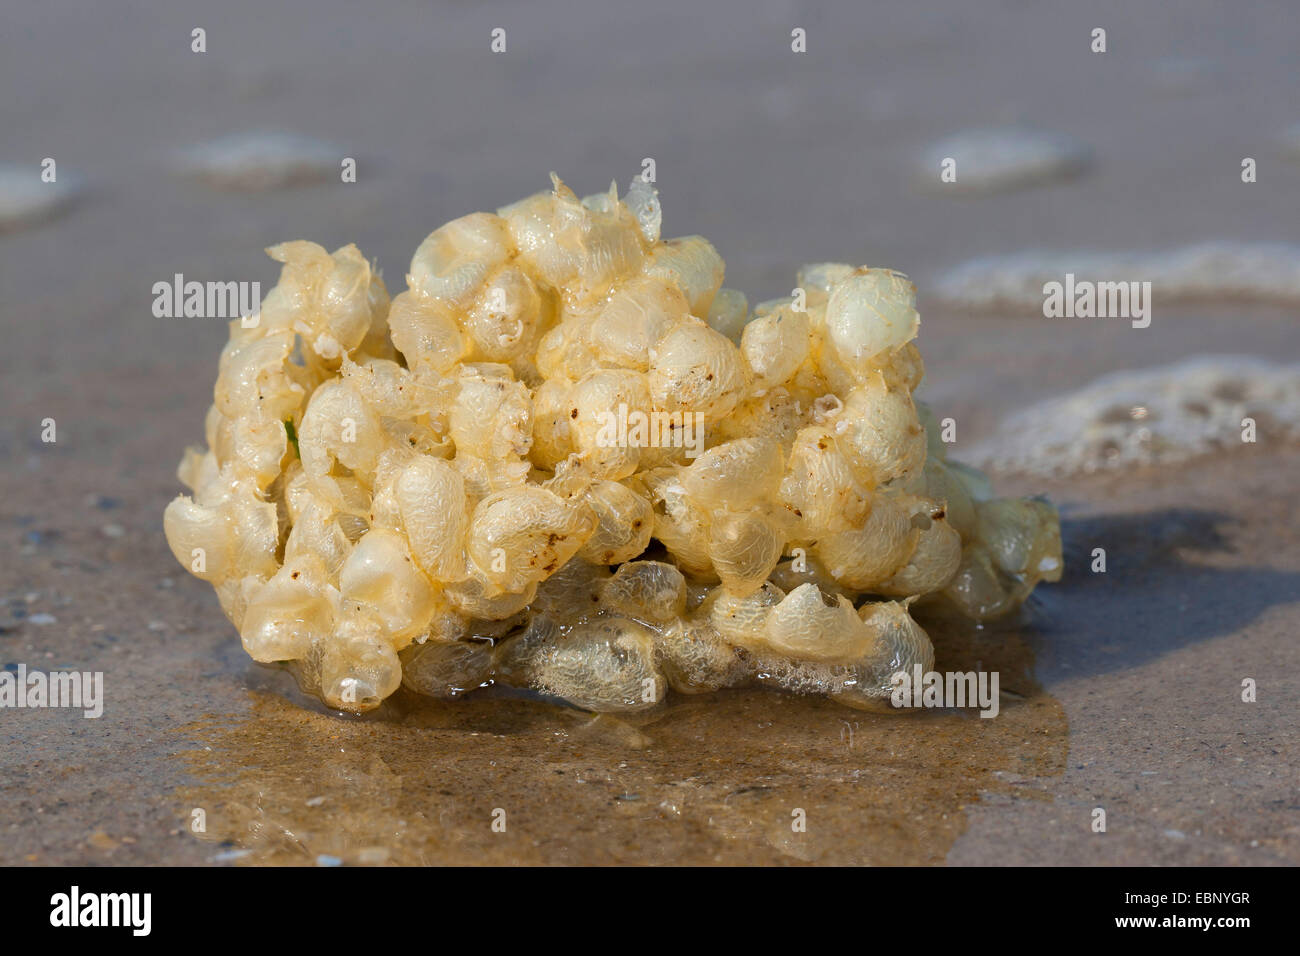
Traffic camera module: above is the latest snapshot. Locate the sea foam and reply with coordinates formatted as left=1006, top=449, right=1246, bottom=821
left=178, top=132, right=341, bottom=190
left=918, top=128, right=1089, bottom=195
left=0, top=164, right=80, bottom=231
left=934, top=242, right=1300, bottom=310
left=965, top=356, right=1300, bottom=476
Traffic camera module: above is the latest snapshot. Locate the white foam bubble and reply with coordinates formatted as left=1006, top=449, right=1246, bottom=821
left=0, top=164, right=80, bottom=230
left=918, top=128, right=1089, bottom=195
left=934, top=242, right=1300, bottom=310
left=178, top=131, right=341, bottom=190
left=966, top=356, right=1300, bottom=476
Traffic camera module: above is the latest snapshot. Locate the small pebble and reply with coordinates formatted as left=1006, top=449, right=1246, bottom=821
left=213, top=848, right=253, bottom=862
left=87, top=831, right=118, bottom=851
left=357, top=846, right=389, bottom=864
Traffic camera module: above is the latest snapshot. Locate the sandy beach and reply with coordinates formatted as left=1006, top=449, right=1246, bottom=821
left=2, top=0, right=1297, bottom=866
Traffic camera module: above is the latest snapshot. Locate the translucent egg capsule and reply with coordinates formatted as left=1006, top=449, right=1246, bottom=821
left=975, top=497, right=1064, bottom=590
left=399, top=640, right=494, bottom=699
left=768, top=551, right=858, bottom=600
left=393, top=456, right=470, bottom=583
left=256, top=240, right=389, bottom=370
left=947, top=458, right=994, bottom=503
left=748, top=654, right=857, bottom=699
left=779, top=426, right=871, bottom=535
left=940, top=545, right=1013, bottom=621
left=310, top=243, right=389, bottom=362
left=214, top=327, right=304, bottom=423
left=635, top=468, right=715, bottom=577
left=163, top=483, right=279, bottom=584
left=762, top=583, right=872, bottom=662
left=915, top=459, right=978, bottom=539
left=444, top=569, right=538, bottom=620
left=713, top=387, right=809, bottom=449
left=282, top=487, right=353, bottom=578
left=648, top=321, right=751, bottom=421
left=681, top=436, right=784, bottom=511
left=708, top=509, right=785, bottom=596
left=449, top=368, right=533, bottom=461
left=339, top=528, right=441, bottom=647
left=701, top=581, right=785, bottom=648
left=655, top=619, right=748, bottom=694
left=588, top=276, right=690, bottom=371
left=213, top=415, right=287, bottom=491
left=571, top=189, right=646, bottom=299
left=833, top=601, right=935, bottom=711
left=466, top=485, right=596, bottom=592
left=501, top=175, right=644, bottom=300
left=824, top=268, right=920, bottom=369
left=320, top=610, right=403, bottom=712
left=527, top=617, right=666, bottom=713
left=813, top=493, right=919, bottom=590
left=875, top=342, right=925, bottom=393
left=741, top=305, right=811, bottom=389
left=530, top=559, right=610, bottom=624
left=600, top=560, right=687, bottom=622
left=796, top=262, right=855, bottom=312
left=409, top=212, right=512, bottom=309
left=623, top=177, right=662, bottom=244
left=577, top=479, right=654, bottom=565
left=214, top=574, right=266, bottom=634
left=528, top=378, right=576, bottom=470
left=538, top=313, right=602, bottom=382
left=239, top=552, right=340, bottom=664
left=569, top=368, right=651, bottom=480
left=387, top=290, right=467, bottom=374
left=462, top=264, right=546, bottom=363
left=875, top=502, right=964, bottom=597
left=340, top=357, right=421, bottom=419
left=256, top=240, right=333, bottom=330
left=643, top=236, right=725, bottom=317
left=297, top=380, right=388, bottom=495
left=498, top=188, right=575, bottom=289
left=177, top=446, right=219, bottom=497
left=835, top=374, right=927, bottom=486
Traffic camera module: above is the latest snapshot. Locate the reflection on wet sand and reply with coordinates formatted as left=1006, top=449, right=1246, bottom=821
left=174, top=614, right=1067, bottom=865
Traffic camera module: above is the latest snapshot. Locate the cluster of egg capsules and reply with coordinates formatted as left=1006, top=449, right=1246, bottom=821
left=163, top=174, right=1062, bottom=714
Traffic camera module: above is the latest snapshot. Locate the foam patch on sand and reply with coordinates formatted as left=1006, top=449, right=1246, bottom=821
left=934, top=242, right=1300, bottom=310
left=0, top=164, right=80, bottom=231
left=918, top=128, right=1089, bottom=195
left=966, top=356, right=1300, bottom=476
left=178, top=131, right=341, bottom=190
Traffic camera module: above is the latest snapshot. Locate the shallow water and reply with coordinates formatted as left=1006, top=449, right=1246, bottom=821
left=174, top=610, right=1067, bottom=866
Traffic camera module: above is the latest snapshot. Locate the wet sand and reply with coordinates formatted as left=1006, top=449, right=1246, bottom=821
left=3, top=332, right=1295, bottom=866
left=2, top=0, right=1298, bottom=865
